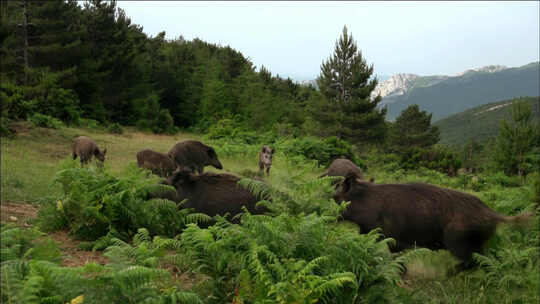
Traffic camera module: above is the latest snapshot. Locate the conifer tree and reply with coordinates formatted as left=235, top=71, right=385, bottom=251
left=388, top=104, right=440, bottom=152
left=492, top=98, right=540, bottom=176
left=315, top=25, right=386, bottom=143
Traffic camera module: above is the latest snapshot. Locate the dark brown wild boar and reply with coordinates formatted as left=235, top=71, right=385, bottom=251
left=137, top=149, right=177, bottom=177
left=258, top=145, right=274, bottom=176
left=333, top=173, right=531, bottom=273
left=157, top=169, right=269, bottom=225
left=168, top=140, right=223, bottom=174
left=72, top=136, right=106, bottom=165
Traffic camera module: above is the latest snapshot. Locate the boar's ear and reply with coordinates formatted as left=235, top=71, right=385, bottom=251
left=270, top=147, right=275, bottom=154
left=171, top=169, right=195, bottom=185
left=103, top=148, right=107, bottom=155
left=342, top=172, right=358, bottom=193
left=207, top=148, right=217, bottom=158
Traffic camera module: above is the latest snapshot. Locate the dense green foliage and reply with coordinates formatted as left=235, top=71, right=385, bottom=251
left=384, top=62, right=540, bottom=121
left=37, top=162, right=211, bottom=243
left=2, top=123, right=539, bottom=303
left=1, top=0, right=323, bottom=136
left=434, top=96, right=540, bottom=146
left=1, top=224, right=204, bottom=304
left=387, top=104, right=440, bottom=152
left=2, top=148, right=537, bottom=303
left=491, top=98, right=540, bottom=176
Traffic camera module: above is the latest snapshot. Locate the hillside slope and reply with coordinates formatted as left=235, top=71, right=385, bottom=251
left=434, top=96, right=540, bottom=146
left=383, top=62, right=540, bottom=121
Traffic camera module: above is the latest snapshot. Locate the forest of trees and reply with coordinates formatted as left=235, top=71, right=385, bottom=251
left=0, top=1, right=337, bottom=136
left=1, top=0, right=391, bottom=143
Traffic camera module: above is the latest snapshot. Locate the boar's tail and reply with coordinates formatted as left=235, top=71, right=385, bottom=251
left=500, top=212, right=534, bottom=226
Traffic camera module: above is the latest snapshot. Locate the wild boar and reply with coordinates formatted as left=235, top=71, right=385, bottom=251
left=319, top=158, right=364, bottom=180
left=258, top=145, right=274, bottom=176
left=333, top=173, right=531, bottom=273
left=136, top=149, right=177, bottom=177
left=72, top=136, right=106, bottom=165
left=168, top=140, right=223, bottom=174
left=158, top=169, right=269, bottom=225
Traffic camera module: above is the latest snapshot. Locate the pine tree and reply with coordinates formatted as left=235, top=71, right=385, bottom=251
left=492, top=98, right=540, bottom=176
left=315, top=25, right=387, bottom=143
left=388, top=104, right=440, bottom=152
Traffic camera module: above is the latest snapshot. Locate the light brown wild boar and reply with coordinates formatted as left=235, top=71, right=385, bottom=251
left=72, top=136, right=106, bottom=165
left=136, top=149, right=177, bottom=177
left=258, top=145, right=274, bottom=176
left=319, top=159, right=364, bottom=185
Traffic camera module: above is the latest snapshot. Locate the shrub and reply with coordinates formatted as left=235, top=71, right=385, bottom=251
left=277, top=136, right=364, bottom=168
left=79, top=118, right=103, bottom=130
left=152, top=109, right=177, bottom=134
left=38, top=164, right=210, bottom=242
left=391, top=146, right=461, bottom=175
left=107, top=122, right=124, bottom=134
left=484, top=171, right=521, bottom=188
left=136, top=118, right=152, bottom=132
left=27, top=113, right=64, bottom=129
left=1, top=224, right=203, bottom=304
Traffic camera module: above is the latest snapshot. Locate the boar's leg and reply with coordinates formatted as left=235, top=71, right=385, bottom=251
left=444, top=229, right=484, bottom=275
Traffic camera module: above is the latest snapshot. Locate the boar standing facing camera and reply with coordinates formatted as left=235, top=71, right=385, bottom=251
left=136, top=149, right=177, bottom=177
left=72, top=136, right=106, bottom=165
left=333, top=173, right=531, bottom=274
left=167, top=140, right=223, bottom=174
left=258, top=145, right=274, bottom=175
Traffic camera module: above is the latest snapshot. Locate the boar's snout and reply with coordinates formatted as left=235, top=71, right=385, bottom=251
left=213, top=159, right=223, bottom=170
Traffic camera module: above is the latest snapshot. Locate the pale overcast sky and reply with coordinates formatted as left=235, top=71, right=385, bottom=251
left=117, top=1, right=539, bottom=81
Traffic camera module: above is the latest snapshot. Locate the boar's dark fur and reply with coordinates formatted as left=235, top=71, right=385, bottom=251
left=137, top=149, right=177, bottom=177
left=158, top=170, right=268, bottom=226
left=72, top=136, right=106, bottom=165
left=333, top=173, right=531, bottom=273
left=168, top=140, right=223, bottom=174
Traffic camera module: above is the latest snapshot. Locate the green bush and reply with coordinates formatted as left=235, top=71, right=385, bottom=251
left=484, top=171, right=521, bottom=188
left=107, top=122, right=124, bottom=134
left=277, top=136, right=364, bottom=168
left=79, top=118, right=103, bottom=130
left=389, top=146, right=461, bottom=175
left=27, top=113, right=64, bottom=129
left=0, top=81, right=36, bottom=120
left=205, top=118, right=278, bottom=145
left=38, top=164, right=210, bottom=242
left=152, top=109, right=177, bottom=134
left=1, top=224, right=203, bottom=304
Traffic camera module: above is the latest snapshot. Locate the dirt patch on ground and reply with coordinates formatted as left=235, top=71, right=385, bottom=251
left=1, top=201, right=39, bottom=226
left=49, top=231, right=108, bottom=267
left=1, top=201, right=108, bottom=267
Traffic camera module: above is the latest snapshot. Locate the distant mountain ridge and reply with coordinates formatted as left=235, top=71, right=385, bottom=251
left=434, top=96, right=540, bottom=146
left=380, top=62, right=540, bottom=121
left=372, top=64, right=521, bottom=100
left=296, top=62, right=539, bottom=122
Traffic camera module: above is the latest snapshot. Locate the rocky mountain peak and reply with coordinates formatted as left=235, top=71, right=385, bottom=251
left=370, top=73, right=419, bottom=99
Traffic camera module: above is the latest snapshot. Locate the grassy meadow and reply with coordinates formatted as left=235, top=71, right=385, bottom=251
left=1, top=122, right=538, bottom=303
